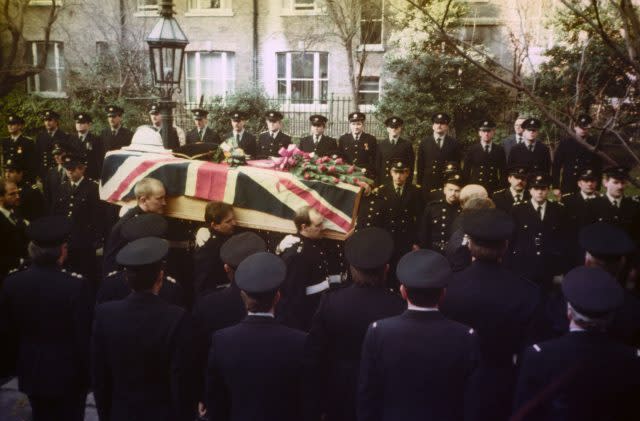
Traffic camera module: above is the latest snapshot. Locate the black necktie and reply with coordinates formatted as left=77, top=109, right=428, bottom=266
left=484, top=145, right=490, bottom=153
left=517, top=135, right=522, bottom=144
left=396, top=186, right=402, bottom=196
left=612, top=199, right=619, bottom=208
left=272, top=131, right=277, bottom=139
left=355, top=135, right=360, bottom=142
left=112, top=129, right=117, bottom=136
left=437, top=137, right=442, bottom=148
left=8, top=211, right=17, bottom=224
left=515, top=194, right=522, bottom=203
left=198, top=129, right=203, bottom=140
left=528, top=144, right=534, bottom=152
left=537, top=205, right=543, bottom=220
left=236, top=134, right=241, bottom=145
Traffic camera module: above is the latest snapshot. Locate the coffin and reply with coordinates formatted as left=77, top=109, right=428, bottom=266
left=99, top=149, right=362, bottom=240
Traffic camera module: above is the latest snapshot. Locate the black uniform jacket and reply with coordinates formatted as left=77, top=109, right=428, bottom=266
left=223, top=131, right=257, bottom=157
left=513, top=331, right=640, bottom=421
left=206, top=315, right=306, bottom=421
left=0, top=264, right=92, bottom=396
left=337, top=132, right=378, bottom=179
left=416, top=134, right=462, bottom=191
left=299, top=134, right=338, bottom=158
left=305, top=285, right=405, bottom=421
left=51, top=177, right=102, bottom=250
left=92, top=292, right=197, bottom=421
left=492, top=188, right=530, bottom=213
left=358, top=310, right=477, bottom=421
left=507, top=141, right=551, bottom=174
left=462, top=142, right=507, bottom=193
left=256, top=131, right=292, bottom=159
left=551, top=136, right=602, bottom=193
left=374, top=137, right=415, bottom=185
left=186, top=127, right=220, bottom=145
left=96, top=270, right=185, bottom=308
left=100, top=126, right=133, bottom=152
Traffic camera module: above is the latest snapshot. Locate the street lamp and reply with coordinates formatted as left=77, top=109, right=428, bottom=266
left=146, top=0, right=189, bottom=149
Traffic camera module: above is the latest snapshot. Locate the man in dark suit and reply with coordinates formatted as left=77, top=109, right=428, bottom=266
left=508, top=173, right=568, bottom=288
left=100, top=105, right=133, bottom=152
left=223, top=111, right=257, bottom=157
left=508, top=118, right=551, bottom=175
left=2, top=115, right=37, bottom=183
left=0, top=216, right=92, bottom=421
left=51, top=153, right=102, bottom=283
left=375, top=116, right=415, bottom=185
left=501, top=116, right=526, bottom=160
left=186, top=109, right=220, bottom=145
left=299, top=114, right=338, bottom=157
left=419, top=171, right=463, bottom=253
left=492, top=165, right=530, bottom=213
left=35, top=110, right=72, bottom=181
left=148, top=103, right=180, bottom=150
left=551, top=114, right=603, bottom=197
left=305, top=228, right=405, bottom=421
left=92, top=237, right=197, bottom=421
left=417, top=112, right=462, bottom=193
left=194, top=201, right=237, bottom=298
left=256, top=110, right=291, bottom=159
left=358, top=249, right=477, bottom=421
left=585, top=166, right=640, bottom=244
left=463, top=118, right=507, bottom=195
left=96, top=214, right=184, bottom=308
left=3, top=157, right=45, bottom=222
left=73, top=112, right=105, bottom=181
left=338, top=112, right=378, bottom=180
left=205, top=252, right=307, bottom=421
left=440, top=208, right=540, bottom=421
left=513, top=267, right=640, bottom=421
left=43, top=142, right=70, bottom=211
left=0, top=178, right=28, bottom=280
left=103, top=177, right=166, bottom=276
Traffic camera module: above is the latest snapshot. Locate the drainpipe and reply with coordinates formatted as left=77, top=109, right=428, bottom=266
left=253, top=0, right=258, bottom=85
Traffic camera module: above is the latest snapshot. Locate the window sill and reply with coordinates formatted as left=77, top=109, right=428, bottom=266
left=185, top=9, right=234, bottom=17
left=29, top=91, right=68, bottom=99
left=29, top=0, right=63, bottom=6
left=134, top=10, right=158, bottom=17
left=357, top=44, right=385, bottom=52
left=280, top=9, right=325, bottom=16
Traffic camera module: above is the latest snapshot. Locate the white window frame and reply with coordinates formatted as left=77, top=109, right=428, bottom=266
left=27, top=41, right=66, bottom=98
left=280, top=0, right=324, bottom=16
left=134, top=0, right=158, bottom=16
left=276, top=51, right=329, bottom=111
left=185, top=0, right=233, bottom=17
left=184, top=51, right=235, bottom=105
left=28, top=0, right=64, bottom=6
left=358, top=76, right=380, bottom=112
left=360, top=0, right=384, bottom=48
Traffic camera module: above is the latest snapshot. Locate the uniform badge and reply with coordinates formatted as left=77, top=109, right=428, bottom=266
left=364, top=143, right=369, bottom=151
left=17, top=147, right=22, bottom=154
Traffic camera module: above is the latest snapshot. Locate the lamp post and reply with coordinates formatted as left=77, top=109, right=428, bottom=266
left=146, top=0, right=189, bottom=149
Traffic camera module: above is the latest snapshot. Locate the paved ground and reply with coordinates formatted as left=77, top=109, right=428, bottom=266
left=0, top=378, right=98, bottom=421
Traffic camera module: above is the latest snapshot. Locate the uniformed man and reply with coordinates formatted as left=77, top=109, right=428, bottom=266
left=423, top=162, right=460, bottom=202
left=148, top=103, right=180, bottom=150
left=358, top=249, right=477, bottom=421
left=552, top=114, right=603, bottom=197
left=0, top=177, right=28, bottom=280
left=96, top=213, right=184, bottom=307
left=193, top=201, right=237, bottom=298
left=205, top=252, right=306, bottom=421
left=1, top=115, right=37, bottom=183
left=43, top=141, right=70, bottom=211
left=513, top=266, right=640, bottom=420
left=92, top=237, right=198, bottom=421
left=585, top=166, right=640, bottom=243
left=255, top=110, right=291, bottom=159
left=508, top=118, right=551, bottom=174
left=275, top=206, right=338, bottom=331
left=492, top=164, right=530, bottom=213
left=186, top=108, right=220, bottom=145
left=73, top=112, right=105, bottom=180
left=501, top=116, right=526, bottom=160
left=35, top=110, right=72, bottom=181
left=338, top=111, right=378, bottom=179
left=440, top=208, right=540, bottom=421
left=416, top=112, right=462, bottom=193
left=419, top=171, right=463, bottom=253
left=463, top=118, right=506, bottom=195
left=375, top=116, right=415, bottom=185
left=222, top=111, right=257, bottom=157
left=4, top=157, right=45, bottom=222
left=0, top=216, right=92, bottom=421
left=51, top=153, right=102, bottom=284
left=100, top=105, right=133, bottom=151
left=299, top=114, right=338, bottom=157
left=305, top=228, right=405, bottom=421
left=103, top=177, right=166, bottom=276
left=508, top=173, right=568, bottom=288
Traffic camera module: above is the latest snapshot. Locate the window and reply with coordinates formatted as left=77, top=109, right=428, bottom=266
left=27, top=41, right=65, bottom=97
left=185, top=51, right=235, bottom=103
left=293, top=0, right=314, bottom=10
left=277, top=52, right=328, bottom=104
left=137, top=0, right=157, bottom=12
left=190, top=0, right=221, bottom=8
left=361, top=0, right=383, bottom=45
left=358, top=77, right=380, bottom=105
left=186, top=0, right=233, bottom=15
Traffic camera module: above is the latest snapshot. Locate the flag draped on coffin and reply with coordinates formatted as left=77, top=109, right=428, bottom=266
left=100, top=150, right=360, bottom=233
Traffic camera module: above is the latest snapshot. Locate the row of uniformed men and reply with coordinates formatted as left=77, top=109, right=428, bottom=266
left=1, top=207, right=637, bottom=421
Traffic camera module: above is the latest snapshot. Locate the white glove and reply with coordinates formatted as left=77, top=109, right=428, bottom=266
left=276, top=234, right=301, bottom=255
left=195, top=227, right=211, bottom=248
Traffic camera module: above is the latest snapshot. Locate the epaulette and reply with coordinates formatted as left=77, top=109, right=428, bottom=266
left=7, top=267, right=23, bottom=275
left=276, top=234, right=302, bottom=255
left=426, top=199, right=444, bottom=206
left=494, top=188, right=506, bottom=194
left=165, top=275, right=176, bottom=284
left=513, top=201, right=528, bottom=207
left=532, top=344, right=542, bottom=352
left=429, top=188, right=440, bottom=192
left=562, top=192, right=574, bottom=197
left=30, top=184, right=39, bottom=190
left=260, top=130, right=269, bottom=135
left=106, top=270, right=119, bottom=278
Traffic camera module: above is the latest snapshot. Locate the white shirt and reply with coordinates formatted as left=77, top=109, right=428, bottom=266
left=0, top=206, right=13, bottom=223
left=606, top=193, right=622, bottom=207
left=510, top=187, right=524, bottom=202
left=524, top=140, right=536, bottom=150
left=70, top=176, right=84, bottom=190
left=408, top=303, right=439, bottom=312
left=531, top=199, right=547, bottom=219
left=480, top=141, right=492, bottom=153
left=580, top=191, right=597, bottom=200
left=248, top=311, right=274, bottom=318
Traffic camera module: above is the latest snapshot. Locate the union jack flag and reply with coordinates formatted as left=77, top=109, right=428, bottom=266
left=100, top=150, right=360, bottom=233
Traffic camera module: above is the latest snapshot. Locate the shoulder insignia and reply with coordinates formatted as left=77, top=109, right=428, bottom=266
left=107, top=270, right=119, bottom=278
left=533, top=344, right=541, bottom=352
left=276, top=234, right=301, bottom=255
left=260, top=130, right=268, bottom=135
left=430, top=188, right=439, bottom=192
left=8, top=267, right=18, bottom=275
left=494, top=188, right=505, bottom=194
left=562, top=193, right=573, bottom=197
left=166, top=275, right=176, bottom=284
